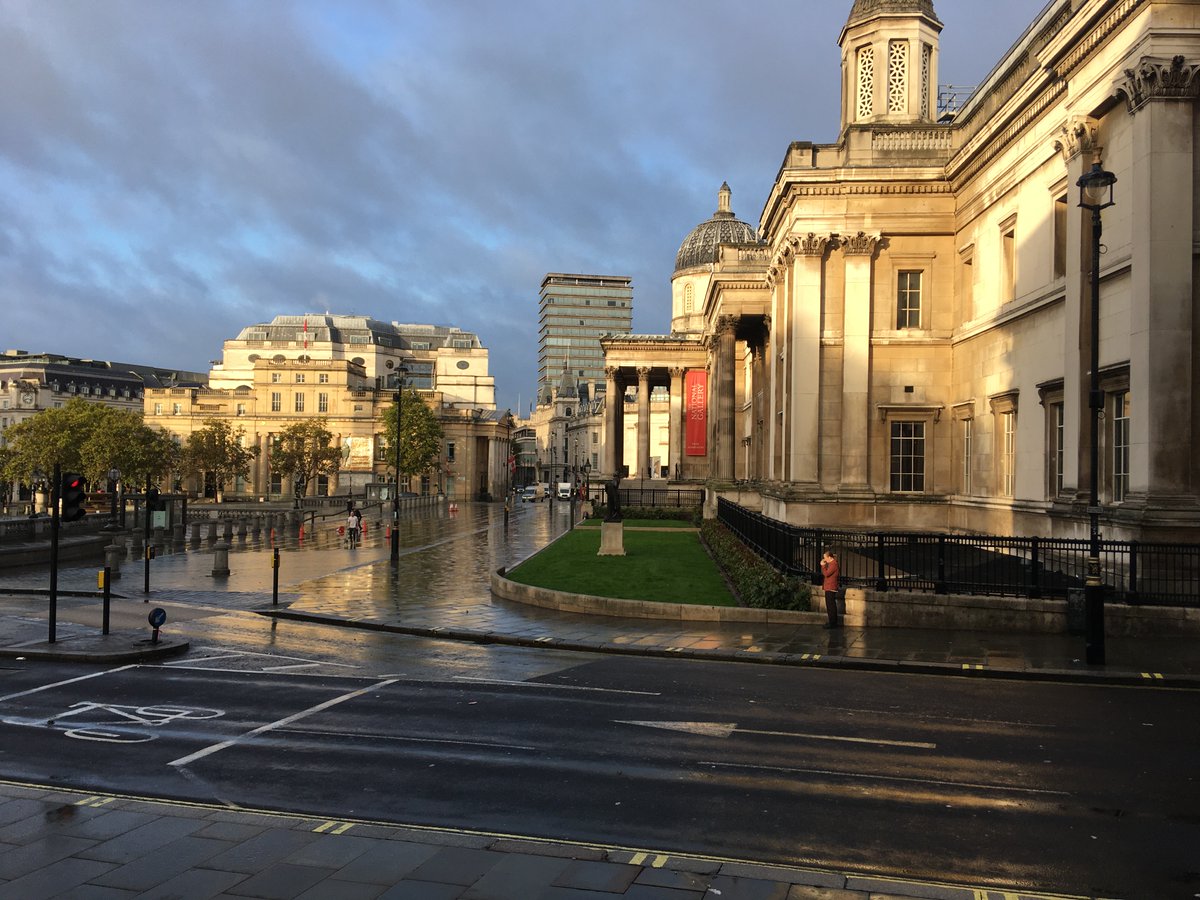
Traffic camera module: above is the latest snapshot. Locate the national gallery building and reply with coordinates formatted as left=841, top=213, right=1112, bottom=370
left=603, top=0, right=1200, bottom=543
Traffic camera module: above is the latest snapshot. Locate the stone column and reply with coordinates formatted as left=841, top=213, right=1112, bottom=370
left=603, top=366, right=621, bottom=477
left=716, top=316, right=737, bottom=480
left=636, top=367, right=651, bottom=480
left=768, top=261, right=788, bottom=481
left=668, top=367, right=684, bottom=480
left=751, top=324, right=769, bottom=480
left=1120, top=57, right=1200, bottom=507
left=841, top=232, right=879, bottom=489
left=790, top=234, right=831, bottom=484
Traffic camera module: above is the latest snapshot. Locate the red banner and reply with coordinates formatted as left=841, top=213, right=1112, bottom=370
left=685, top=370, right=707, bottom=456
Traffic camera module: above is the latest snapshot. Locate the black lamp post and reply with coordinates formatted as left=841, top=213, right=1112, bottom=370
left=106, top=467, right=121, bottom=531
left=583, top=460, right=591, bottom=506
left=390, top=365, right=409, bottom=562
left=549, top=445, right=556, bottom=509
left=1077, top=161, right=1116, bottom=666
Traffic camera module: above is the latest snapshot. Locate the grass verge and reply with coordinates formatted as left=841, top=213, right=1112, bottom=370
left=505, top=527, right=735, bottom=606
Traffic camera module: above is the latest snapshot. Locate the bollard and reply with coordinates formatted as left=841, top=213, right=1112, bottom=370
left=211, top=540, right=230, bottom=577
left=99, top=567, right=111, bottom=634
left=221, top=519, right=233, bottom=541
left=172, top=522, right=185, bottom=545
left=206, top=520, right=218, bottom=542
left=237, top=518, right=248, bottom=540
left=191, top=521, right=204, bottom=544
left=104, top=543, right=123, bottom=579
left=152, top=525, right=165, bottom=549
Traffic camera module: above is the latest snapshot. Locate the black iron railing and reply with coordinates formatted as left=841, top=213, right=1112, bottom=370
left=587, top=486, right=705, bottom=509
left=717, top=498, right=1200, bottom=607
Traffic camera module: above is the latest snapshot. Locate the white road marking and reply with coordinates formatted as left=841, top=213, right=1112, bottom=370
left=0, top=665, right=136, bottom=704
left=169, top=678, right=399, bottom=768
left=618, top=720, right=936, bottom=750
left=452, top=676, right=659, bottom=696
left=278, top=727, right=536, bottom=752
left=699, top=760, right=1071, bottom=796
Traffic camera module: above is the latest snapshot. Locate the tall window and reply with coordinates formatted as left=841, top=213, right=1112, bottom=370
left=294, top=393, right=305, bottom=413
left=897, top=271, right=922, bottom=328
left=271, top=392, right=281, bottom=412
left=887, top=40, right=908, bottom=113
left=857, top=46, right=874, bottom=119
left=1053, top=195, right=1068, bottom=279
left=1000, top=411, right=1015, bottom=498
left=890, top=421, right=925, bottom=492
left=1051, top=402, right=1065, bottom=496
left=1112, top=392, right=1130, bottom=502
left=961, top=418, right=972, bottom=495
left=447, top=442, right=456, bottom=462
left=317, top=392, right=328, bottom=413
left=1001, top=220, right=1017, bottom=302
left=236, top=402, right=246, bottom=416
left=684, top=283, right=694, bottom=314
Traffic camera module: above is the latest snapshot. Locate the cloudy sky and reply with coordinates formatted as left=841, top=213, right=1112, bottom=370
left=2, top=0, right=1051, bottom=414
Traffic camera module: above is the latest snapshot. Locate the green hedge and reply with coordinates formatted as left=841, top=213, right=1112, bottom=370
left=594, top=505, right=701, bottom=525
left=700, top=520, right=811, bottom=611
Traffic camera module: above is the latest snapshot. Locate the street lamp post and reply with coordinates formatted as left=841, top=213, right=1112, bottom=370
left=391, top=366, right=409, bottom=562
left=549, top=445, right=556, bottom=509
left=1077, top=161, right=1116, bottom=666
left=106, top=467, right=121, bottom=531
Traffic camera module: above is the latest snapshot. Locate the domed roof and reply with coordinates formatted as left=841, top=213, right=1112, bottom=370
left=846, top=0, right=940, bottom=29
left=674, top=183, right=757, bottom=273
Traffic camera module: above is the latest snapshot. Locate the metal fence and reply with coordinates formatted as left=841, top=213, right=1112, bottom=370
left=585, top=486, right=705, bottom=509
left=717, top=498, right=1200, bottom=607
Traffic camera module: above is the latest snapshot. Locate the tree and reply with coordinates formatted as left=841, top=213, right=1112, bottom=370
left=180, top=418, right=257, bottom=501
left=269, top=419, right=341, bottom=496
left=381, top=390, right=443, bottom=487
left=0, top=398, right=177, bottom=490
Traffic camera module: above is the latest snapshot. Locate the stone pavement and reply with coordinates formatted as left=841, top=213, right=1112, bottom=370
left=0, top=502, right=1193, bottom=898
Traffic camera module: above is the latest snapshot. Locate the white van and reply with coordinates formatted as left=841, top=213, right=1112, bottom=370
left=556, top=482, right=572, bottom=500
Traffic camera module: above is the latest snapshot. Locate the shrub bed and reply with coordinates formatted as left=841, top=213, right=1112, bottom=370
left=700, top=520, right=811, bottom=611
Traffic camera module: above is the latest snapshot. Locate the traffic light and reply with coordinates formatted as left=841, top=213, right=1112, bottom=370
left=61, top=473, right=86, bottom=522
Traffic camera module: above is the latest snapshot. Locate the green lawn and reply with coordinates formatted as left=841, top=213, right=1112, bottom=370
left=506, top=528, right=735, bottom=606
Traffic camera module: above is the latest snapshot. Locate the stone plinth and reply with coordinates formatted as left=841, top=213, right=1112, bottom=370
left=598, top=521, right=626, bottom=556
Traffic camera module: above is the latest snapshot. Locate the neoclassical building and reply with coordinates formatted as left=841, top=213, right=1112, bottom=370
left=145, top=314, right=513, bottom=502
left=603, top=0, right=1200, bottom=543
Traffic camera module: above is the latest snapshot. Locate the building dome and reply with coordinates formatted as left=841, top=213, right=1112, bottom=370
left=674, top=183, right=757, bottom=273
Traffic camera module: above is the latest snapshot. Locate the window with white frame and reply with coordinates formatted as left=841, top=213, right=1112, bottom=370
left=271, top=392, right=281, bottom=412
left=990, top=392, right=1018, bottom=499
left=889, top=421, right=925, bottom=492
left=318, top=373, right=329, bottom=384
left=961, top=417, right=972, bottom=494
left=317, top=393, right=328, bottom=413
left=271, top=372, right=282, bottom=383
left=896, top=271, right=922, bottom=329
left=1112, top=391, right=1130, bottom=502
left=294, top=393, right=305, bottom=413
left=295, top=373, right=305, bottom=384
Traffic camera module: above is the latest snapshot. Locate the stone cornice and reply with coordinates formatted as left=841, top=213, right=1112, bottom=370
left=1117, top=55, right=1200, bottom=114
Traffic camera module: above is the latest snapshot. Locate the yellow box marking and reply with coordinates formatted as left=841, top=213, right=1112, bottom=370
left=1140, top=672, right=1164, bottom=680
left=331, top=822, right=354, bottom=834
left=74, top=796, right=114, bottom=808
left=651, top=854, right=669, bottom=867
left=629, top=852, right=647, bottom=865
left=962, top=664, right=985, bottom=670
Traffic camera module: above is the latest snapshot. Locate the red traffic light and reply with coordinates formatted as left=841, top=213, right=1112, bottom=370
left=61, top=472, right=87, bottom=522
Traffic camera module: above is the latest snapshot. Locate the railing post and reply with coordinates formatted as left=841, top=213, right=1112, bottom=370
left=1127, top=540, right=1139, bottom=603
left=1029, top=537, right=1042, bottom=599
left=935, top=534, right=947, bottom=594
left=876, top=532, right=888, bottom=592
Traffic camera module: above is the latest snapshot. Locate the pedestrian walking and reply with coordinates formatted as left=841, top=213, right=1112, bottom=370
left=820, top=547, right=840, bottom=628
left=347, top=508, right=361, bottom=548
